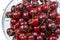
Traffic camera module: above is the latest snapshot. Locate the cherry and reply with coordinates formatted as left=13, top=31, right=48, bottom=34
left=6, top=12, right=12, bottom=18
left=48, top=34, right=56, bottom=40
left=28, top=34, right=35, bottom=40
left=19, top=34, right=27, bottom=40
left=49, top=11, right=57, bottom=18
left=38, top=13, right=47, bottom=21
left=22, top=11, right=29, bottom=20
left=36, top=6, right=42, bottom=13
left=55, top=28, right=60, bottom=35
left=15, top=22, right=20, bottom=28
left=7, top=28, right=15, bottom=36
left=37, top=35, right=43, bottom=40
left=20, top=21, right=27, bottom=25
left=17, top=3, right=23, bottom=9
left=40, top=23, right=46, bottom=31
left=51, top=1, right=58, bottom=10
left=34, top=26, right=40, bottom=32
left=40, top=32, right=46, bottom=37
left=11, top=5, right=16, bottom=12
left=20, top=25, right=28, bottom=32
left=29, top=8, right=37, bottom=15
left=11, top=19, right=16, bottom=25
left=46, top=19, right=53, bottom=24
left=47, top=22, right=57, bottom=31
left=32, top=1, right=38, bottom=7
left=32, top=18, right=39, bottom=26
left=19, top=18, right=24, bottom=23
left=56, top=14, right=60, bottom=23
left=42, top=4, right=50, bottom=12
left=13, top=12, right=21, bottom=19
left=33, top=32, right=38, bottom=36
left=13, top=36, right=19, bottom=40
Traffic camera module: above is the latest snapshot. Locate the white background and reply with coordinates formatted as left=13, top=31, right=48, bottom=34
left=0, top=0, right=60, bottom=40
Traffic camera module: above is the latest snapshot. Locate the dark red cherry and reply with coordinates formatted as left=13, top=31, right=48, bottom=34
left=19, top=34, right=27, bottom=40
left=17, top=3, right=23, bottom=9
left=32, top=1, right=38, bottom=7
left=34, top=26, right=40, bottom=32
left=13, top=12, right=21, bottom=19
left=46, top=19, right=53, bottom=24
left=40, top=23, right=46, bottom=31
left=20, top=25, right=28, bottom=32
left=38, top=13, right=47, bottom=21
left=40, top=32, right=46, bottom=37
left=11, top=5, right=16, bottom=12
left=29, top=8, right=37, bottom=15
left=55, top=28, right=60, bottom=35
left=20, top=21, right=27, bottom=25
left=56, top=14, right=60, bottom=23
left=22, top=11, right=29, bottom=20
left=33, top=32, right=38, bottom=36
left=13, top=36, right=19, bottom=40
left=51, top=1, right=58, bottom=10
left=6, top=12, right=12, bottom=18
left=28, top=34, right=35, bottom=40
left=19, top=18, right=24, bottom=23
left=48, top=34, right=57, bottom=40
left=11, top=19, right=16, bottom=25
left=47, top=22, right=57, bottom=31
left=37, top=35, right=43, bottom=40
left=7, top=28, right=15, bottom=36
left=49, top=11, right=57, bottom=18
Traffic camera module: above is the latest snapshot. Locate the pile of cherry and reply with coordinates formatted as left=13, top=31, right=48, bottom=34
left=6, top=0, right=60, bottom=40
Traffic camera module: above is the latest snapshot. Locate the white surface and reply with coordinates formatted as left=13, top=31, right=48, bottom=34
left=0, top=0, right=11, bottom=40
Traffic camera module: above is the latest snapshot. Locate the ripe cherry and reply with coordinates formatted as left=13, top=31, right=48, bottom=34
left=42, top=4, right=50, bottom=12
left=13, top=12, right=21, bottom=19
left=56, top=14, right=60, bottom=23
left=49, top=11, right=57, bottom=18
left=36, top=6, right=42, bottom=13
left=34, top=26, right=40, bottom=32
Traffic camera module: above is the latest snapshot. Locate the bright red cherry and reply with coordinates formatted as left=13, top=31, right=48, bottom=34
left=34, top=26, right=40, bottom=32
left=56, top=14, right=60, bottom=23
left=32, top=18, right=39, bottom=26
left=36, top=6, right=42, bottom=12
left=13, top=12, right=21, bottom=19
left=42, top=4, right=50, bottom=12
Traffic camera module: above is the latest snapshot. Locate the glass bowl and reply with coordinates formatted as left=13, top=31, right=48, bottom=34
left=2, top=0, right=60, bottom=40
